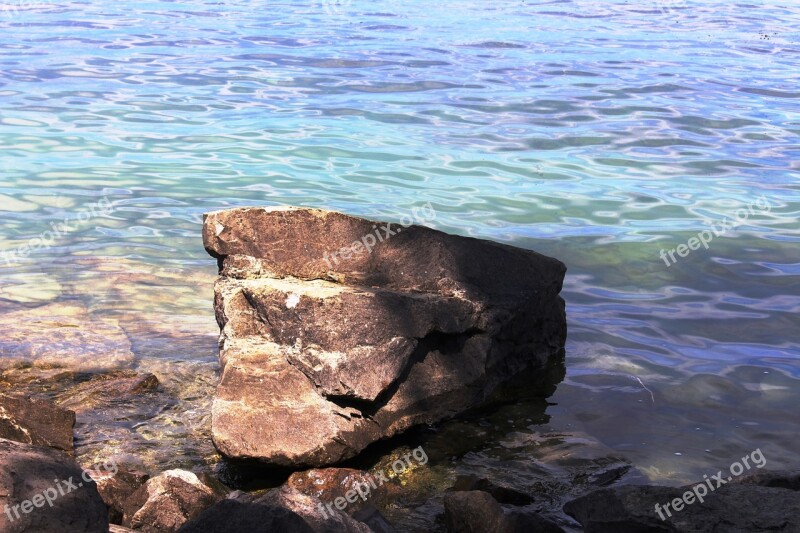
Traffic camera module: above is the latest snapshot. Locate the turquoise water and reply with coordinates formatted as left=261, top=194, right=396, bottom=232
left=1, top=0, right=799, bottom=498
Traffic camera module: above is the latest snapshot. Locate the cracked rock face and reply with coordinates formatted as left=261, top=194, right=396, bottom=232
left=203, top=206, right=567, bottom=467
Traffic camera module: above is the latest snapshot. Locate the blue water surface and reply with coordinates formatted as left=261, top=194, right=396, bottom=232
left=1, top=0, right=799, bottom=492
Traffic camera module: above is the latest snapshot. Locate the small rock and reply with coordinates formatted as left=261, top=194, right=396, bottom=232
left=94, top=466, right=150, bottom=525
left=179, top=486, right=372, bottom=533
left=261, top=486, right=373, bottom=532
left=58, top=371, right=159, bottom=413
left=288, top=467, right=387, bottom=514
left=121, top=469, right=227, bottom=532
left=443, top=491, right=505, bottom=532
left=352, top=504, right=395, bottom=533
left=0, top=438, right=109, bottom=532
left=450, top=475, right=534, bottom=505
left=0, top=394, right=75, bottom=452
left=443, top=491, right=564, bottom=533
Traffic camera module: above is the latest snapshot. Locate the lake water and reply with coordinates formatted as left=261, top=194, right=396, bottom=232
left=1, top=0, right=799, bottom=526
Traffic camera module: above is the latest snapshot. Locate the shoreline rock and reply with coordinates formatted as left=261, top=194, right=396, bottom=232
left=203, top=206, right=567, bottom=467
left=0, top=438, right=108, bottom=532
left=121, top=469, right=227, bottom=532
left=0, top=394, right=75, bottom=453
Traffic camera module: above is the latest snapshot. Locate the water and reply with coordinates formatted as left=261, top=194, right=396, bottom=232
left=1, top=0, right=799, bottom=526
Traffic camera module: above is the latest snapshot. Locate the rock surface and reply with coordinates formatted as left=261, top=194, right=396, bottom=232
left=0, top=438, right=109, bottom=532
left=450, top=475, right=534, bottom=506
left=178, top=486, right=372, bottom=533
left=0, top=394, right=75, bottom=452
left=203, top=206, right=566, bottom=466
left=57, top=370, right=159, bottom=413
left=443, top=491, right=564, bottom=533
left=288, top=468, right=387, bottom=515
left=563, top=471, right=800, bottom=532
left=121, top=469, right=227, bottom=532
left=95, top=466, right=150, bottom=524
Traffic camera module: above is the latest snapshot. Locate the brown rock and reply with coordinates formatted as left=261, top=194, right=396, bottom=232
left=288, top=468, right=387, bottom=514
left=57, top=371, right=159, bottom=413
left=0, top=394, right=75, bottom=452
left=204, top=206, right=566, bottom=467
left=444, top=491, right=506, bottom=533
left=121, top=469, right=227, bottom=532
left=261, top=486, right=373, bottom=532
left=0, top=438, right=109, bottom=532
left=94, top=466, right=149, bottom=525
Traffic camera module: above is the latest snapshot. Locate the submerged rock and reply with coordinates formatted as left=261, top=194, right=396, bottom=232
left=443, top=491, right=564, bottom=533
left=57, top=370, right=159, bottom=413
left=0, top=302, right=135, bottom=372
left=450, top=475, right=534, bottom=506
left=203, top=206, right=566, bottom=466
left=0, top=438, right=109, bottom=532
left=563, top=471, right=800, bottom=532
left=288, top=468, right=388, bottom=515
left=0, top=394, right=75, bottom=452
left=0, top=272, right=63, bottom=304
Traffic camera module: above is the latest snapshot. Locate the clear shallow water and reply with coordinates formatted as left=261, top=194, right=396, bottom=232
left=1, top=0, right=799, bottom=515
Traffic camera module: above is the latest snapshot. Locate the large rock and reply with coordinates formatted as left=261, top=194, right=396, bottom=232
left=203, top=206, right=566, bottom=466
left=0, top=438, right=109, bottom=532
left=0, top=394, right=75, bottom=452
left=121, top=469, right=227, bottom=532
left=563, top=471, right=800, bottom=532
